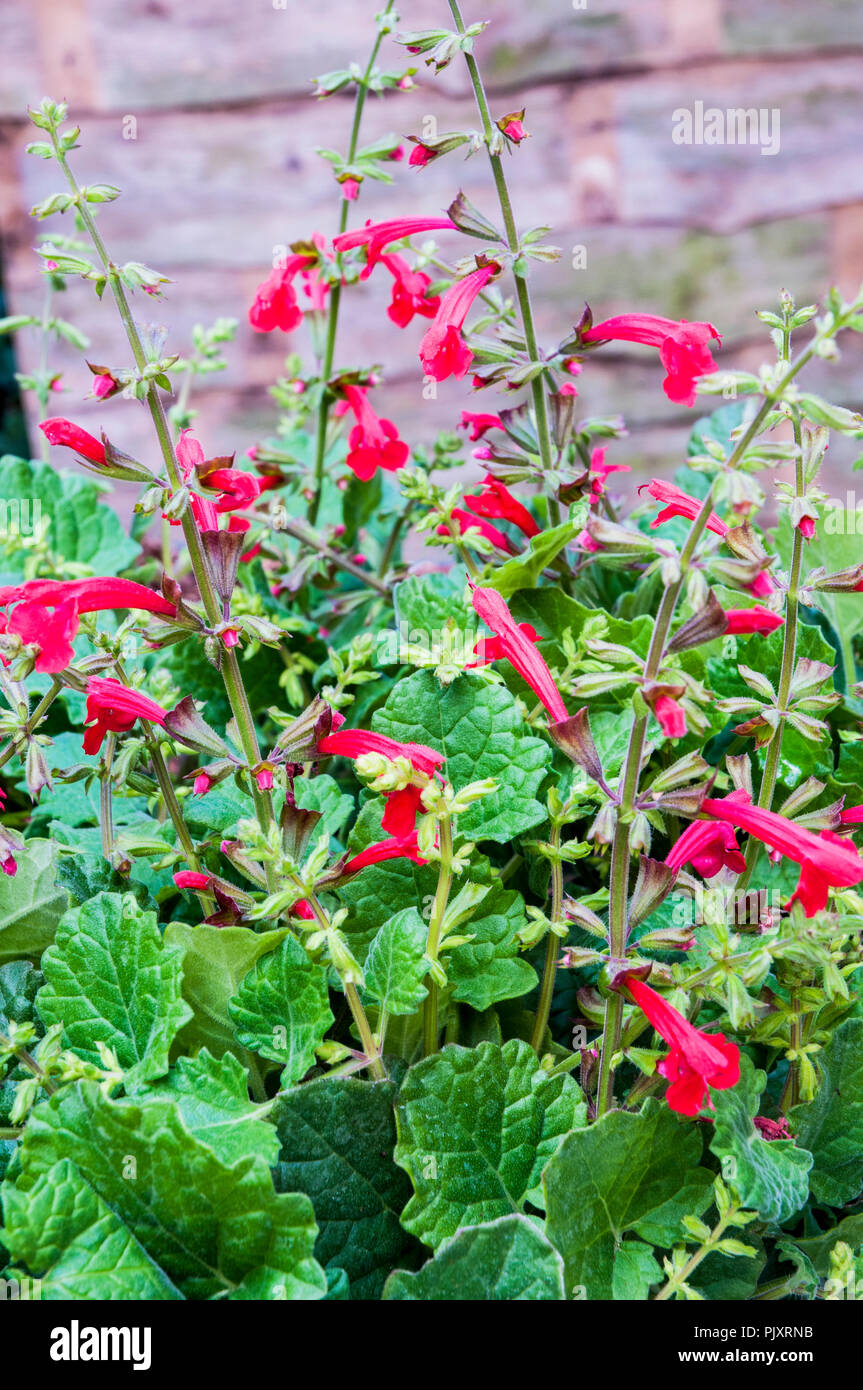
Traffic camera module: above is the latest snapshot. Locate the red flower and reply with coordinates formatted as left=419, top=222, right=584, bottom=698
left=503, top=119, right=528, bottom=143
left=797, top=516, right=816, bottom=541
left=459, top=411, right=503, bottom=441
left=341, top=178, right=361, bottom=201
left=205, top=467, right=268, bottom=513
left=438, top=508, right=515, bottom=554
left=332, top=217, right=457, bottom=277
left=318, top=727, right=443, bottom=839
left=666, top=801, right=746, bottom=877
left=419, top=264, right=499, bottom=382
left=0, top=578, right=176, bottom=675
left=462, top=476, right=539, bottom=539
left=380, top=253, right=440, bottom=327
left=588, top=447, right=630, bottom=505
left=408, top=143, right=438, bottom=167
left=343, top=833, right=427, bottom=875
left=701, top=793, right=863, bottom=915
left=343, top=385, right=409, bottom=481
left=174, top=871, right=212, bottom=891
left=651, top=693, right=687, bottom=740
left=754, top=1115, right=792, bottom=1141
left=583, top=314, right=721, bottom=407
left=248, top=254, right=316, bottom=333
left=39, top=418, right=106, bottom=465
left=639, top=480, right=728, bottom=536
left=724, top=606, right=785, bottom=635
left=624, top=974, right=740, bottom=1116
left=91, top=375, right=115, bottom=400
left=470, top=585, right=568, bottom=724
left=83, top=677, right=168, bottom=755
left=193, top=773, right=212, bottom=796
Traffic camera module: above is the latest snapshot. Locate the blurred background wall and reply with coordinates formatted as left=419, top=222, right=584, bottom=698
left=0, top=0, right=862, bottom=488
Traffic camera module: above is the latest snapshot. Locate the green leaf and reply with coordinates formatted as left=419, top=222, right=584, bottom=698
left=485, top=517, right=583, bottom=601
left=145, top=1050, right=278, bottom=1167
left=447, top=882, right=536, bottom=1010
left=12, top=1081, right=326, bottom=1300
left=0, top=839, right=68, bottom=966
left=228, top=934, right=333, bottom=1086
left=164, top=924, right=288, bottom=1061
left=394, top=1039, right=586, bottom=1249
left=543, top=1100, right=709, bottom=1300
left=372, top=671, right=551, bottom=842
left=37, top=892, right=191, bottom=1090
left=273, top=1078, right=417, bottom=1300
left=791, top=1018, right=863, bottom=1208
left=295, top=773, right=354, bottom=840
left=0, top=960, right=43, bottom=1028
left=709, top=1055, right=812, bottom=1222
left=393, top=567, right=471, bottom=638
left=612, top=1239, right=663, bottom=1300
left=364, top=907, right=429, bottom=1015
left=0, top=456, right=139, bottom=576
left=383, top=1214, right=565, bottom=1300
left=1, top=1158, right=183, bottom=1300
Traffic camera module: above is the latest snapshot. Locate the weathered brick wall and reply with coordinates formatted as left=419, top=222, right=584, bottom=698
left=1, top=0, right=861, bottom=493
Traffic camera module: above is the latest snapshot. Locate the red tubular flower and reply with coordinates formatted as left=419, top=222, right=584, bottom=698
left=588, top=447, right=630, bottom=505
left=83, top=677, right=168, bottom=755
left=0, top=578, right=176, bottom=674
left=332, top=217, right=457, bottom=278
left=408, top=143, right=438, bottom=167
left=343, top=385, right=409, bottom=481
left=470, top=585, right=569, bottom=724
left=174, top=871, right=212, bottom=891
left=319, top=728, right=444, bottom=839
left=193, top=773, right=212, bottom=796
left=459, top=411, right=503, bottom=441
left=797, top=516, right=816, bottom=541
left=342, top=833, right=427, bottom=875
left=651, top=694, right=687, bottom=740
left=462, top=476, right=540, bottom=539
left=341, top=178, right=360, bottom=201
left=437, top=508, right=516, bottom=554
left=419, top=264, right=498, bottom=383
left=624, top=974, right=740, bottom=1116
left=724, top=607, right=785, bottom=635
left=666, top=806, right=746, bottom=877
left=248, top=254, right=316, bottom=333
left=639, top=480, right=728, bottom=536
left=701, top=793, right=863, bottom=915
left=39, top=418, right=106, bottom=465
left=582, top=314, right=721, bottom=407
left=503, top=119, right=528, bottom=142
left=380, top=253, right=440, bottom=327
left=205, top=467, right=267, bottom=513
left=840, top=804, right=863, bottom=825
left=292, top=899, right=316, bottom=921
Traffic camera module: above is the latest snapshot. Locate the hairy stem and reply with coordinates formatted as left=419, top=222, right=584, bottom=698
left=530, top=821, right=563, bottom=1053
left=423, top=813, right=454, bottom=1057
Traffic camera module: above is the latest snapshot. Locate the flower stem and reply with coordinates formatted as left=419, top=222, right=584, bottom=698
left=100, top=733, right=117, bottom=865
left=303, top=887, right=386, bottom=1080
left=447, top=0, right=560, bottom=526
left=530, top=821, right=563, bottom=1053
left=653, top=1200, right=743, bottom=1300
left=49, top=134, right=277, bottom=860
left=0, top=679, right=62, bottom=772
left=307, top=0, right=396, bottom=526
left=423, top=813, right=454, bottom=1057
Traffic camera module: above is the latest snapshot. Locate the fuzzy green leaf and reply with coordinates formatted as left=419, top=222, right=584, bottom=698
left=384, top=1214, right=565, bottom=1300
left=228, top=934, right=333, bottom=1085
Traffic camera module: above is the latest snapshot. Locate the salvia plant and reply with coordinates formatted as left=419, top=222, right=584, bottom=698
left=0, top=3, right=861, bottom=1305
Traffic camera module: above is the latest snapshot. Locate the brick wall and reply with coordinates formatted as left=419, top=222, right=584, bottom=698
left=1, top=0, right=861, bottom=495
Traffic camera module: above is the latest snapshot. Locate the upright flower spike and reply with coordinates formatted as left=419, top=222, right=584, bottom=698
left=419, top=263, right=499, bottom=383
left=342, top=385, right=409, bottom=481
left=380, top=252, right=440, bottom=327
left=248, top=254, right=316, bottom=333
left=318, top=727, right=444, bottom=839
left=582, top=314, right=721, bottom=407
left=701, top=793, right=863, bottom=914
left=623, top=973, right=740, bottom=1116
left=470, top=585, right=569, bottom=724
left=82, top=677, right=169, bottom=755
left=39, top=418, right=106, bottom=464
left=0, top=577, right=177, bottom=674
left=332, top=217, right=457, bottom=277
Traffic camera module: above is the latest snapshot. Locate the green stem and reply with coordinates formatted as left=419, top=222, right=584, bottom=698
left=303, top=888, right=385, bottom=1080
left=653, top=1201, right=742, bottom=1300
left=100, top=732, right=117, bottom=865
left=308, top=0, right=396, bottom=526
left=447, top=0, right=560, bottom=526
left=530, top=821, right=563, bottom=1053
left=36, top=278, right=54, bottom=452
left=0, top=679, right=62, bottom=771
left=50, top=135, right=277, bottom=864
left=147, top=735, right=203, bottom=870
left=423, top=813, right=454, bottom=1057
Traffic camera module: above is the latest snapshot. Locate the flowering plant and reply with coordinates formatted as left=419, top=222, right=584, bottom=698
left=1, top=3, right=863, bottom=1307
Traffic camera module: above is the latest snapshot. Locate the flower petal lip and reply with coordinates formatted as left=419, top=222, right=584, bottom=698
left=701, top=794, right=863, bottom=888
left=39, top=417, right=106, bottom=464
left=624, top=973, right=740, bottom=1116
left=318, top=727, right=443, bottom=777
left=332, top=217, right=457, bottom=276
